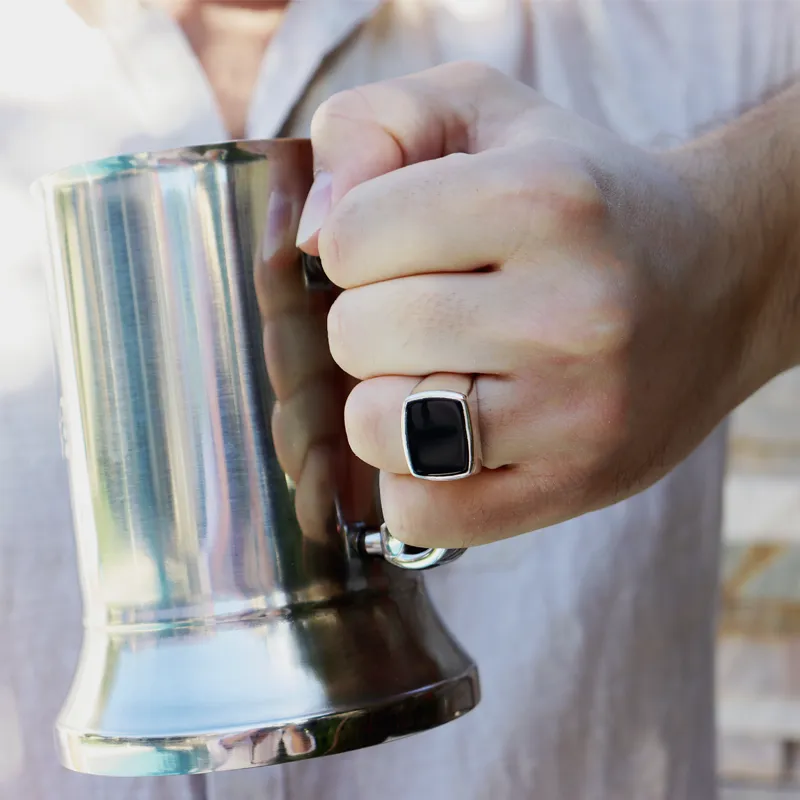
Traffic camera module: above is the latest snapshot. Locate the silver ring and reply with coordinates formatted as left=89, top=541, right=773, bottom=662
left=402, top=374, right=482, bottom=481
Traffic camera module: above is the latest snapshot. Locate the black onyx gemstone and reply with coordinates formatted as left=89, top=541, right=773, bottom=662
left=405, top=397, right=470, bottom=477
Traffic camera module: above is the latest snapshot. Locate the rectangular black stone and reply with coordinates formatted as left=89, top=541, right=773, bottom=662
left=405, top=397, right=470, bottom=477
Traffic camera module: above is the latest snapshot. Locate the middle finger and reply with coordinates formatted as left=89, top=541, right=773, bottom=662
left=328, top=271, right=523, bottom=379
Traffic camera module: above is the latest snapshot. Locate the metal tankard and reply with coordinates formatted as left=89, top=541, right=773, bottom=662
left=33, top=139, right=479, bottom=778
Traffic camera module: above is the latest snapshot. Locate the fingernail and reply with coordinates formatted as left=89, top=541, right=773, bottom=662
left=296, top=171, right=332, bottom=247
left=262, top=189, right=292, bottom=262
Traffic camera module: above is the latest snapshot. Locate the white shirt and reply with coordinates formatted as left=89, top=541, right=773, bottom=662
left=1, top=1, right=798, bottom=798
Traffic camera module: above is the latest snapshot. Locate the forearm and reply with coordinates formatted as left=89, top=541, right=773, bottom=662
left=672, top=82, right=800, bottom=392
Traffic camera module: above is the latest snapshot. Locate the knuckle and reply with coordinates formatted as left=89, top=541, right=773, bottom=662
left=511, top=157, right=609, bottom=231
left=443, top=59, right=505, bottom=87
left=552, top=171, right=607, bottom=227
left=542, top=271, right=633, bottom=359
left=326, top=293, right=357, bottom=375
left=378, top=478, right=418, bottom=543
left=382, top=477, right=509, bottom=550
left=506, top=284, right=633, bottom=367
left=343, top=382, right=382, bottom=464
left=318, top=183, right=373, bottom=288
left=575, top=291, right=633, bottom=358
left=378, top=479, right=446, bottom=549
left=318, top=198, right=350, bottom=287
left=311, top=88, right=373, bottom=139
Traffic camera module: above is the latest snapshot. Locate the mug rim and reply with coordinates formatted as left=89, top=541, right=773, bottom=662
left=31, top=137, right=311, bottom=192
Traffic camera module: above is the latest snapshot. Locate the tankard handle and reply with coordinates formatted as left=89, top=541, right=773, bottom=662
left=304, top=254, right=467, bottom=571
left=347, top=522, right=466, bottom=571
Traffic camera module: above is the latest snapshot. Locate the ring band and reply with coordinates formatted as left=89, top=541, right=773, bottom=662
left=402, top=374, right=482, bottom=481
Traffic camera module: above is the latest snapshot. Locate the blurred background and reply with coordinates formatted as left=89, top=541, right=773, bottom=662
left=719, top=367, right=800, bottom=798
left=1, top=4, right=798, bottom=798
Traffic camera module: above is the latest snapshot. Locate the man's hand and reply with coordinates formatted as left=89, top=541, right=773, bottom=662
left=295, top=61, right=798, bottom=550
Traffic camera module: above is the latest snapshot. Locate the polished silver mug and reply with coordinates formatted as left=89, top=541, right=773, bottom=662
left=33, top=139, right=479, bottom=778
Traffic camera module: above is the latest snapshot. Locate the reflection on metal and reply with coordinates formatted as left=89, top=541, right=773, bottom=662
left=34, top=140, right=479, bottom=777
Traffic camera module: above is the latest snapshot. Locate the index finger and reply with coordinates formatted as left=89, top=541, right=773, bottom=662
left=298, top=61, right=544, bottom=253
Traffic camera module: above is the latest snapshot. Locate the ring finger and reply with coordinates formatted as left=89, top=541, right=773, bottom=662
left=345, top=373, right=521, bottom=474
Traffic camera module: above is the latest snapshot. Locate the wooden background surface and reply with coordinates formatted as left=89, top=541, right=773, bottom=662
left=718, top=366, right=800, bottom=796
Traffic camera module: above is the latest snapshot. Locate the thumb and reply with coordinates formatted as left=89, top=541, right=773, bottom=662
left=296, top=61, right=541, bottom=252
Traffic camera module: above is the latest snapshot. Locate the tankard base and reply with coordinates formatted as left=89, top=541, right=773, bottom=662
left=55, top=587, right=480, bottom=777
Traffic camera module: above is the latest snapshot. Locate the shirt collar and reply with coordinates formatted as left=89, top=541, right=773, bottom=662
left=70, top=0, right=386, bottom=142
left=95, top=1, right=229, bottom=143
left=248, top=0, right=386, bottom=138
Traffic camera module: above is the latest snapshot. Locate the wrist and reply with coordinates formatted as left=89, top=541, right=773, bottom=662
left=663, top=87, right=800, bottom=402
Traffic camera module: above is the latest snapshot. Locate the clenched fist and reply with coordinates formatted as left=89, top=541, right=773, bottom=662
left=296, top=62, right=799, bottom=550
